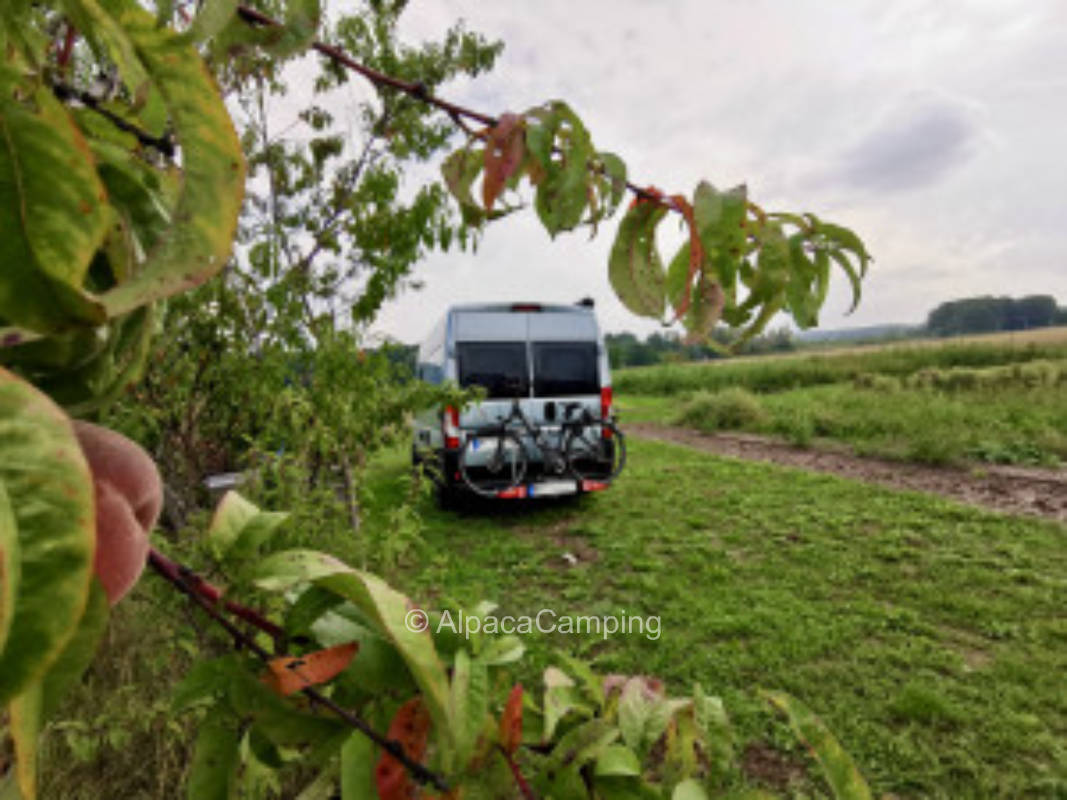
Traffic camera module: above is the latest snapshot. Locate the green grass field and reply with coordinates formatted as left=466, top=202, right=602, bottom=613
left=42, top=438, right=1067, bottom=798
left=357, top=440, right=1067, bottom=799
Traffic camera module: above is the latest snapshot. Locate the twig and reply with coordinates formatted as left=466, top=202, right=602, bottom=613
left=146, top=548, right=449, bottom=791
left=233, top=4, right=668, bottom=209
left=499, top=746, right=538, bottom=800
left=149, top=548, right=285, bottom=642
left=50, top=82, right=175, bottom=158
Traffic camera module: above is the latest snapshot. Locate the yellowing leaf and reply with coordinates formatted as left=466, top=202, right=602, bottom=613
left=0, top=73, right=109, bottom=333
left=0, top=368, right=95, bottom=706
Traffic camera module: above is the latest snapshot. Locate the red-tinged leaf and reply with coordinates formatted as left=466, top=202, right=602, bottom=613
left=376, top=697, right=432, bottom=800
left=482, top=113, right=526, bottom=212
left=262, top=641, right=358, bottom=697
left=668, top=195, right=706, bottom=320
left=500, top=683, right=523, bottom=755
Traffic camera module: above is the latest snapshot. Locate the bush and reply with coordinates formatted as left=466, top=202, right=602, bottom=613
left=672, top=387, right=768, bottom=432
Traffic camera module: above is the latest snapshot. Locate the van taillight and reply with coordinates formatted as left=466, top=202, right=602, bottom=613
left=510, top=303, right=542, bottom=312
left=443, top=405, right=460, bottom=449
left=600, top=387, right=613, bottom=439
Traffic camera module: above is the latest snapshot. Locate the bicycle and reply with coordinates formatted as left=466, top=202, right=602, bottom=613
left=457, top=398, right=625, bottom=498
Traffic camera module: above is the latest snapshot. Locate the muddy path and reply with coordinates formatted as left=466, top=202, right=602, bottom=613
left=626, top=422, right=1067, bottom=523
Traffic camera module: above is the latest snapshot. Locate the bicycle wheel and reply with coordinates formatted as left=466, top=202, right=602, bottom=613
left=458, top=430, right=527, bottom=497
left=564, top=421, right=626, bottom=482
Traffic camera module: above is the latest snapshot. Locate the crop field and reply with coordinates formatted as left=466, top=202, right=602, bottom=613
left=613, top=326, right=1067, bottom=397
left=617, top=333, right=1067, bottom=468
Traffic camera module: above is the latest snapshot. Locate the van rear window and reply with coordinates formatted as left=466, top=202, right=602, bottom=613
left=456, top=342, right=529, bottom=398
left=533, top=342, right=598, bottom=397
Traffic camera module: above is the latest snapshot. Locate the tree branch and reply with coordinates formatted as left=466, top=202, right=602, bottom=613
left=233, top=4, right=666, bottom=208
left=147, top=547, right=450, bottom=791
left=50, top=82, right=175, bottom=158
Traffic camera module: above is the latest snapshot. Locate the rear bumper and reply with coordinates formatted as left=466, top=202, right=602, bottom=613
left=494, top=478, right=612, bottom=499
left=437, top=446, right=612, bottom=499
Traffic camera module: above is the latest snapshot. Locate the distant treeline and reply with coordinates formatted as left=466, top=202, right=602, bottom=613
left=926, top=295, right=1065, bottom=337
left=606, top=328, right=794, bottom=369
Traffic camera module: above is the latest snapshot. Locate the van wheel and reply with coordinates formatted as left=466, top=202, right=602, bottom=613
left=435, top=481, right=459, bottom=510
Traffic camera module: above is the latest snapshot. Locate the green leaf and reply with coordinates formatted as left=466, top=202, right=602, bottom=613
left=692, top=181, right=723, bottom=238
left=0, top=75, right=108, bottom=333
left=671, top=778, right=708, bottom=800
left=543, top=717, right=619, bottom=774
left=479, top=633, right=524, bottom=666
left=225, top=667, right=344, bottom=748
left=693, top=684, right=734, bottom=784
left=294, top=765, right=337, bottom=800
left=172, top=654, right=241, bottom=712
left=597, top=151, right=628, bottom=217
left=186, top=709, right=241, bottom=800
left=595, top=744, right=642, bottom=777
left=98, top=4, right=245, bottom=316
left=819, top=222, right=870, bottom=276
left=0, top=369, right=95, bottom=706
left=441, top=146, right=486, bottom=227
left=449, top=648, right=489, bottom=768
left=608, top=200, right=669, bottom=318
left=542, top=665, right=593, bottom=741
left=528, top=101, right=594, bottom=236
left=828, top=248, right=863, bottom=314
left=0, top=480, right=18, bottom=658
left=313, top=567, right=451, bottom=739
left=207, top=491, right=288, bottom=563
left=40, top=580, right=109, bottom=718
left=340, top=731, right=375, bottom=800
left=252, top=548, right=351, bottom=591
left=188, top=0, right=239, bottom=43
left=554, top=652, right=605, bottom=708
left=763, top=690, right=872, bottom=800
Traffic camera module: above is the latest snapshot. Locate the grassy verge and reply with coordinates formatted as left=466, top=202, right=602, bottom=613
left=644, top=382, right=1067, bottom=467
left=363, top=440, right=1066, bottom=798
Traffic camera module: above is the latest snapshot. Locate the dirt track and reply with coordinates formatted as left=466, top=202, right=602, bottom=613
left=627, top=423, right=1067, bottom=523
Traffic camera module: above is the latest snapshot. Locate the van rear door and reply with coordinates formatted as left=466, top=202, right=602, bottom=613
left=527, top=311, right=603, bottom=429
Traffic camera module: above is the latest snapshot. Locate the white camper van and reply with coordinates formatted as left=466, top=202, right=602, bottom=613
left=412, top=300, right=624, bottom=503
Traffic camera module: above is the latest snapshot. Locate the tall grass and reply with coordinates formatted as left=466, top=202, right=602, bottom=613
left=615, top=340, right=1067, bottom=396
left=664, top=382, right=1067, bottom=466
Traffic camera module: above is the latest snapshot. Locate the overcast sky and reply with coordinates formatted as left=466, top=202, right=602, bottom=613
left=356, top=0, right=1067, bottom=343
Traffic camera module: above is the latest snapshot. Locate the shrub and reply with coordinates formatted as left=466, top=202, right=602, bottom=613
left=672, top=387, right=768, bottom=432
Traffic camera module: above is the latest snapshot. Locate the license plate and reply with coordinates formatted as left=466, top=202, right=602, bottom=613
left=528, top=480, right=577, bottom=497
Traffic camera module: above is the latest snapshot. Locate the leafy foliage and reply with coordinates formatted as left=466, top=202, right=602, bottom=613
left=441, top=124, right=871, bottom=346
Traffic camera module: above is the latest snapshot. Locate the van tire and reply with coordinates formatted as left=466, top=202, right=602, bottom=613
left=435, top=481, right=459, bottom=510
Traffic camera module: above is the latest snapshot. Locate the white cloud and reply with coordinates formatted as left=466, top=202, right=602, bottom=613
left=353, top=0, right=1067, bottom=342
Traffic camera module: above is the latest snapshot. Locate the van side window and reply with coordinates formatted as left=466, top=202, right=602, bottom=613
left=456, top=342, right=529, bottom=398
left=532, top=342, right=598, bottom=396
